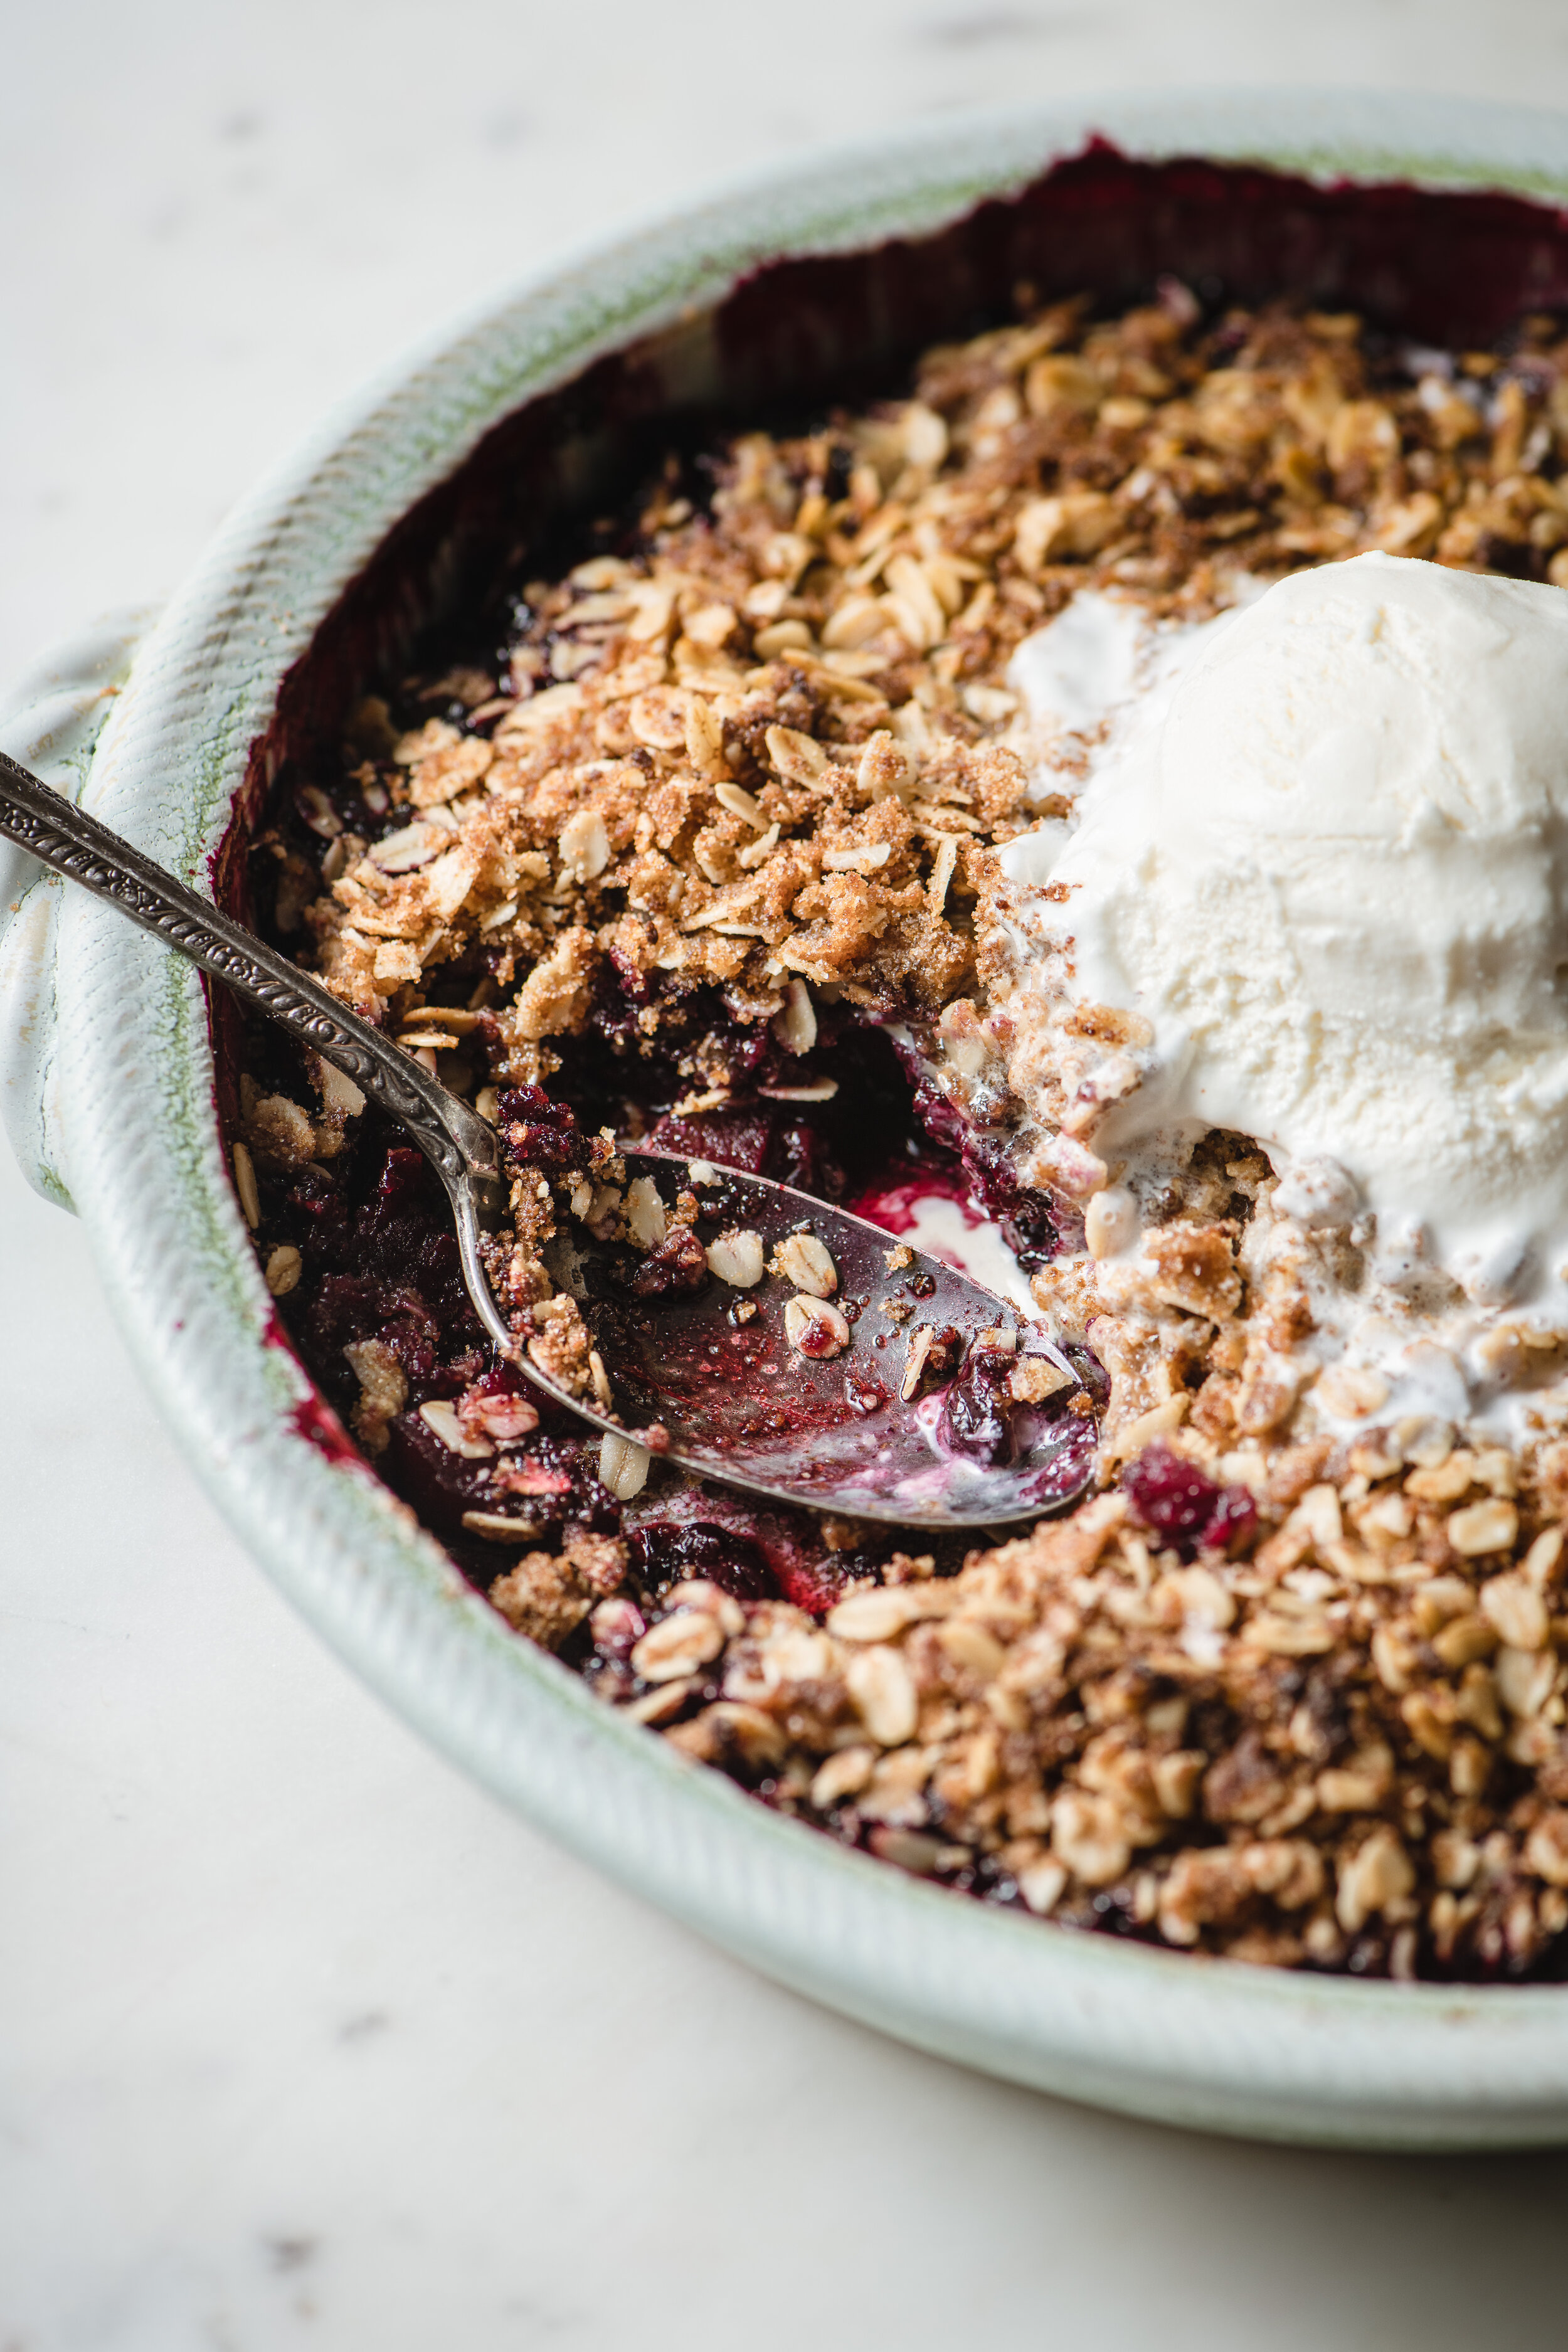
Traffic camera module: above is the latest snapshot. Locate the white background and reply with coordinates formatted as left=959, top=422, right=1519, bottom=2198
left=8, top=5, right=1568, bottom=2344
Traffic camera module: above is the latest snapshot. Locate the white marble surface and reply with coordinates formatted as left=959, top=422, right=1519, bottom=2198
left=11, top=6, right=1568, bottom=2342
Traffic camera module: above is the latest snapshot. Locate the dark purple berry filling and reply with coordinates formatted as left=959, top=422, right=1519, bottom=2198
left=628, top=1226, right=708, bottom=1300
left=1122, top=1443, right=1258, bottom=1560
left=940, top=1340, right=1027, bottom=1468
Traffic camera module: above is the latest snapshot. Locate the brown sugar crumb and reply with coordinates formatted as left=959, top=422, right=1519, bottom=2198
left=490, top=1531, right=630, bottom=1648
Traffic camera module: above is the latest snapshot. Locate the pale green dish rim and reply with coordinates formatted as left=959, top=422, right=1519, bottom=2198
left=27, top=89, right=1568, bottom=2146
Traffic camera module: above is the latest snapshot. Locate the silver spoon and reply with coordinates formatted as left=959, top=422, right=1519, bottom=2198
left=0, top=751, right=1099, bottom=1527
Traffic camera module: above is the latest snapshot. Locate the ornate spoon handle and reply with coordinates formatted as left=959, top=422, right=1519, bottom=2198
left=0, top=750, right=500, bottom=1194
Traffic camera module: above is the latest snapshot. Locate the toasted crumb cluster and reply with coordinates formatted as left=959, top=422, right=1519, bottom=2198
left=603, top=1437, right=1568, bottom=1976
left=244, top=286, right=1568, bottom=1979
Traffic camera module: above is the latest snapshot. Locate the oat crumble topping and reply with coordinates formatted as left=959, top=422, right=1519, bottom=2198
left=238, top=285, right=1568, bottom=1981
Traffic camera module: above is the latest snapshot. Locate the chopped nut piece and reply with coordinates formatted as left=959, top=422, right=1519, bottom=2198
left=1496, top=1644, right=1557, bottom=1719
left=1451, top=1499, right=1520, bottom=1558
left=706, top=1227, right=766, bottom=1288
left=1449, top=1735, right=1493, bottom=1799
left=1084, top=1186, right=1137, bottom=1260
left=899, top=1325, right=939, bottom=1401
left=598, top=1431, right=651, bottom=1501
left=664, top=1579, right=744, bottom=1635
left=231, top=1142, right=261, bottom=1230
left=1525, top=1811, right=1568, bottom=1888
left=464, top=1511, right=543, bottom=1544
left=1317, top=1742, right=1393, bottom=1811
left=263, top=1244, right=302, bottom=1296
left=1014, top=490, right=1118, bottom=569
left=936, top=1618, right=1006, bottom=1680
left=1523, top=1527, right=1565, bottom=1589
left=632, top=1607, right=726, bottom=1684
left=1051, top=1789, right=1131, bottom=1888
left=252, top=1094, right=315, bottom=1162
left=1433, top=1613, right=1498, bottom=1671
left=1480, top=1569, right=1549, bottom=1650
left=715, top=780, right=766, bottom=827
left=1316, top=1366, right=1391, bottom=1418
left=1291, top=1484, right=1343, bottom=1549
left=846, top=1646, right=919, bottom=1746
left=623, top=1174, right=667, bottom=1248
left=811, top=1747, right=877, bottom=1809
left=1399, top=1417, right=1454, bottom=1470
left=765, top=724, right=827, bottom=784
left=624, top=1678, right=697, bottom=1728
left=827, top=1587, right=931, bottom=1641
left=342, top=1338, right=406, bottom=1456
left=772, top=977, right=817, bottom=1056
left=1017, top=1858, right=1069, bottom=1915
left=1407, top=1452, right=1477, bottom=1503
left=772, top=1231, right=838, bottom=1296
left=1336, top=1827, right=1416, bottom=1934
left=1152, top=1751, right=1205, bottom=1819
left=418, top=1399, right=494, bottom=1459
left=317, top=1060, right=366, bottom=1120
left=784, top=1295, right=851, bottom=1359
left=369, top=821, right=443, bottom=874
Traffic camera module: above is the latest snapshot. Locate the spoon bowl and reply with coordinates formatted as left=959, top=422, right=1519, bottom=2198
left=548, top=1148, right=1099, bottom=1528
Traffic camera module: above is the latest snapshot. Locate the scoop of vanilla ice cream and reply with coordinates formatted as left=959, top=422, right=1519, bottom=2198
left=1010, top=551, right=1568, bottom=1300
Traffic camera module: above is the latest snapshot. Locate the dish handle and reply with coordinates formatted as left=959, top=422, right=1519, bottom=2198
left=0, top=610, right=157, bottom=1210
